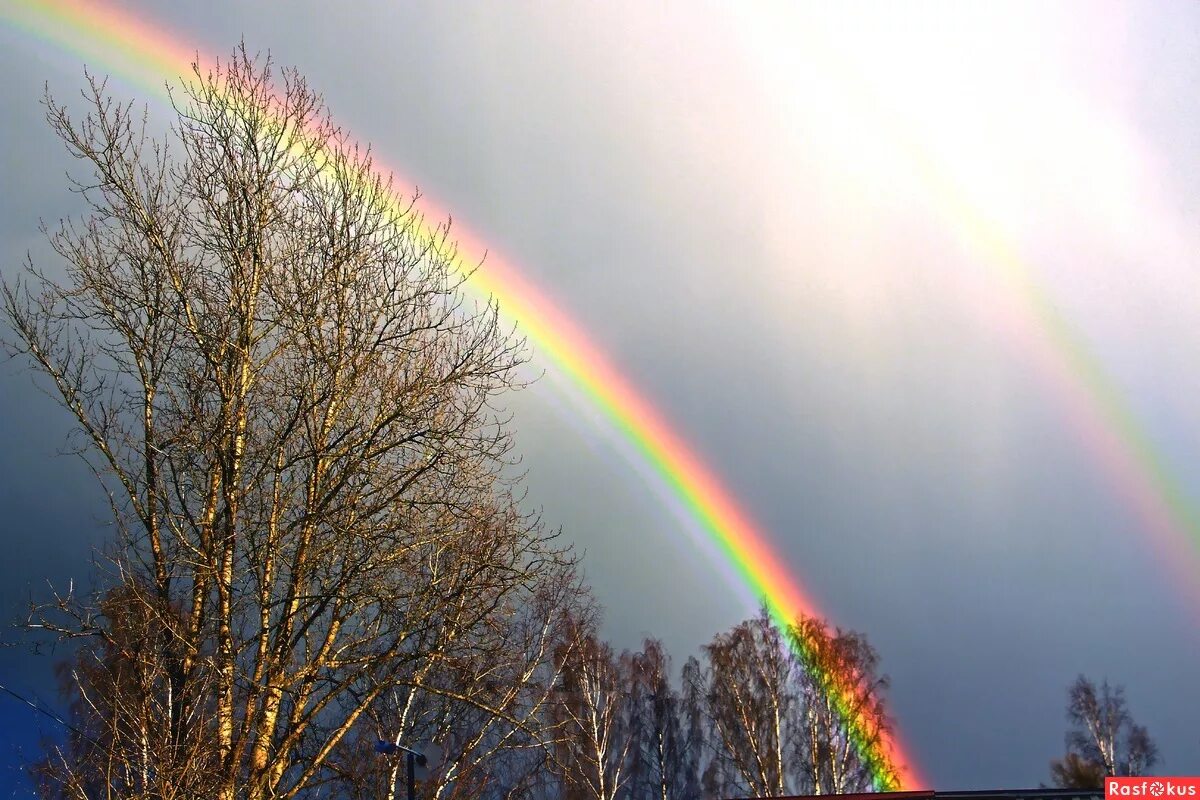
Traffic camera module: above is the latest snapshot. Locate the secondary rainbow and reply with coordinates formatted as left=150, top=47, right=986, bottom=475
left=2, top=0, right=924, bottom=789
left=788, top=24, right=1200, bottom=597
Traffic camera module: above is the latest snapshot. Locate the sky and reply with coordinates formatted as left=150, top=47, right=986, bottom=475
left=2, top=0, right=1200, bottom=793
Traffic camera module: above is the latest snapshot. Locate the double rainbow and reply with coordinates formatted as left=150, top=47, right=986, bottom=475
left=57, top=0, right=1200, bottom=791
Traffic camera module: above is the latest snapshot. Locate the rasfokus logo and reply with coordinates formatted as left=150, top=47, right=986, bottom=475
left=1107, top=778, right=1200, bottom=798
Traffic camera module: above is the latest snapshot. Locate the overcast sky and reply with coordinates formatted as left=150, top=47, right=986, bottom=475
left=3, top=1, right=1200, bottom=793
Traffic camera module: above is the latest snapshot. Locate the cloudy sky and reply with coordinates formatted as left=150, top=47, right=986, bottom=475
left=2, top=0, right=1200, bottom=792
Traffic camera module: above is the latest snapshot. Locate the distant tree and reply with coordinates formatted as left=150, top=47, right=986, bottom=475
left=789, top=615, right=897, bottom=793
left=699, top=611, right=793, bottom=798
left=1049, top=675, right=1158, bottom=787
left=29, top=582, right=223, bottom=799
left=5, top=48, right=585, bottom=800
left=332, top=567, right=589, bottom=800
left=551, top=623, right=634, bottom=800
left=1048, top=752, right=1106, bottom=791
left=624, top=639, right=685, bottom=800
left=687, top=608, right=899, bottom=798
left=679, top=656, right=709, bottom=800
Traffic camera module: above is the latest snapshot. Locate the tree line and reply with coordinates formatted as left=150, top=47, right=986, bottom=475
left=541, top=609, right=897, bottom=800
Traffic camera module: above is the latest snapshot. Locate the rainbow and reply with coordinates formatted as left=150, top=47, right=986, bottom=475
left=783, top=23, right=1200, bottom=599
left=2, top=0, right=924, bottom=789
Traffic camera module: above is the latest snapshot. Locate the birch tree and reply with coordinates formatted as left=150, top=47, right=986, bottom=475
left=789, top=616, right=897, bottom=793
left=552, top=625, right=633, bottom=800
left=624, top=640, right=685, bottom=800
left=691, top=610, right=899, bottom=797
left=6, top=48, right=584, bottom=800
left=1049, top=675, right=1158, bottom=786
left=698, top=611, right=793, bottom=798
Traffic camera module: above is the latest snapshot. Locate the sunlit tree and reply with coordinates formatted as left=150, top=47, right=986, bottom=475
left=5, top=48, right=585, bottom=800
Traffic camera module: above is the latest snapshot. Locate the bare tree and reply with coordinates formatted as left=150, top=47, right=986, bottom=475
left=339, top=559, right=590, bottom=800
left=552, top=623, right=633, bottom=800
left=698, top=610, right=793, bottom=798
left=29, top=582, right=222, bottom=799
left=685, top=609, right=899, bottom=798
left=1049, top=675, right=1158, bottom=786
left=5, top=48, right=584, bottom=800
left=679, top=656, right=708, bottom=800
left=789, top=615, right=897, bottom=793
left=624, top=639, right=685, bottom=800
